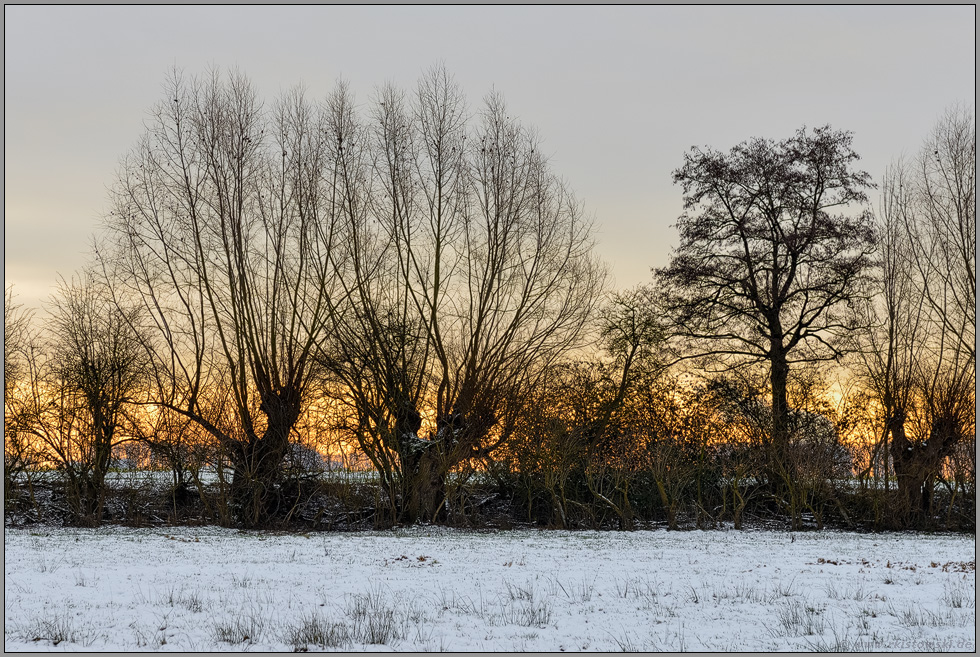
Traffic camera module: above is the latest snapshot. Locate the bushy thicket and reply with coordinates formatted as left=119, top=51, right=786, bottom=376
left=489, top=365, right=973, bottom=532
left=6, top=362, right=973, bottom=533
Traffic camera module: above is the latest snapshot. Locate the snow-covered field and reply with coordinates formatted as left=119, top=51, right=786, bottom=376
left=4, top=527, right=975, bottom=652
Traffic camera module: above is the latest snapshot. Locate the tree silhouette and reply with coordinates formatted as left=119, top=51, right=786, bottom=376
left=657, top=126, right=876, bottom=470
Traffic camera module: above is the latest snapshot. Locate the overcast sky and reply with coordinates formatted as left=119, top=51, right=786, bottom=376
left=4, top=5, right=975, bottom=311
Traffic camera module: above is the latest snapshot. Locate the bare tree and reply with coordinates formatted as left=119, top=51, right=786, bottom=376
left=860, top=162, right=921, bottom=482
left=657, top=126, right=876, bottom=470
left=575, top=287, right=666, bottom=528
left=899, top=108, right=975, bottom=520
left=102, top=69, right=344, bottom=527
left=321, top=67, right=607, bottom=523
left=4, top=286, right=38, bottom=504
left=861, top=107, right=976, bottom=523
left=17, top=272, right=146, bottom=524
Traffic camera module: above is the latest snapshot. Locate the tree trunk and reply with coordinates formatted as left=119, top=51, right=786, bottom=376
left=888, top=408, right=919, bottom=520
left=76, top=416, right=115, bottom=526
left=399, top=447, right=447, bottom=524
left=770, top=348, right=791, bottom=451
left=229, top=388, right=301, bottom=528
left=890, top=408, right=961, bottom=527
left=765, top=343, right=794, bottom=498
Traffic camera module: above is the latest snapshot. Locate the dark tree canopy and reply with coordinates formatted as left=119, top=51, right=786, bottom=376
left=657, top=126, right=876, bottom=447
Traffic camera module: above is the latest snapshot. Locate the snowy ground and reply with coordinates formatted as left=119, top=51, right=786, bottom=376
left=4, top=526, right=975, bottom=652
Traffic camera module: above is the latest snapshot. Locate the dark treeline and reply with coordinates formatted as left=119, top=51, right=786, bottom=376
left=4, top=68, right=974, bottom=533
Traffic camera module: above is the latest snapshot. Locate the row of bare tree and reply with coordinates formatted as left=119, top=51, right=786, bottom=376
left=3, top=67, right=974, bottom=530
left=7, top=67, right=603, bottom=527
